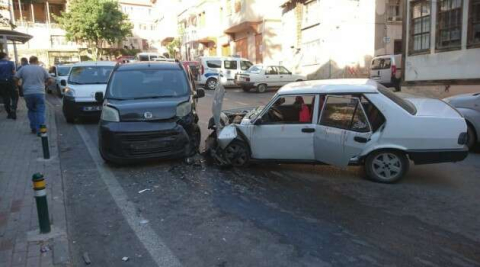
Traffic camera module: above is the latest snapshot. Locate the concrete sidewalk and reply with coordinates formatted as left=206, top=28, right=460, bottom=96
left=0, top=99, right=70, bottom=267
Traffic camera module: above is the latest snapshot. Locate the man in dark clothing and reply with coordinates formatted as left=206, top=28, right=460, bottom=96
left=17, top=57, right=28, bottom=71
left=0, top=52, right=18, bottom=119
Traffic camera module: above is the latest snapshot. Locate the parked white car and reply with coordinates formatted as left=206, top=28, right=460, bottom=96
left=444, top=92, right=480, bottom=150
left=206, top=79, right=468, bottom=183
left=48, top=64, right=72, bottom=96
left=369, top=54, right=402, bottom=91
left=197, top=56, right=253, bottom=90
left=235, top=65, right=306, bottom=93
left=62, top=61, right=116, bottom=123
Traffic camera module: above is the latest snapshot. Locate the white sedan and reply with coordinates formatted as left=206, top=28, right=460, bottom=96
left=206, top=79, right=469, bottom=183
left=235, top=65, right=306, bottom=93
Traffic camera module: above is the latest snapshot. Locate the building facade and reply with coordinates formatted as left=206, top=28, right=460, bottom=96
left=279, top=0, right=404, bottom=79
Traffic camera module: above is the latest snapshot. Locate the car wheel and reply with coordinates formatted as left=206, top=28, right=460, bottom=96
left=242, top=86, right=251, bottom=92
left=256, top=84, right=267, bottom=93
left=365, top=150, right=409, bottom=183
left=466, top=124, right=477, bottom=151
left=223, top=140, right=250, bottom=167
left=206, top=78, right=217, bottom=90
left=62, top=105, right=75, bottom=123
left=296, top=79, right=303, bottom=82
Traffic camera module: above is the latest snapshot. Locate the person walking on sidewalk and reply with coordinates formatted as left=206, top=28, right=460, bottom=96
left=0, top=52, right=18, bottom=120
left=14, top=56, right=53, bottom=134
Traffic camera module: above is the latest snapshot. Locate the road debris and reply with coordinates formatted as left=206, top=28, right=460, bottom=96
left=138, top=189, right=151, bottom=194
left=122, top=256, right=130, bottom=262
left=83, top=252, right=91, bottom=265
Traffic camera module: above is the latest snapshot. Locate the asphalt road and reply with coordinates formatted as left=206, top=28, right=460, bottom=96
left=47, top=89, right=480, bottom=267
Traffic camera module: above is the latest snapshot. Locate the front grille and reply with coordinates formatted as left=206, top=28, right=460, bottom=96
left=118, top=131, right=185, bottom=156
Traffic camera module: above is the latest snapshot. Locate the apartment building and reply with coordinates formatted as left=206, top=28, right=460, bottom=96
left=402, top=0, right=480, bottom=96
left=280, top=0, right=404, bottom=79
left=177, top=0, right=284, bottom=64
left=154, top=0, right=181, bottom=57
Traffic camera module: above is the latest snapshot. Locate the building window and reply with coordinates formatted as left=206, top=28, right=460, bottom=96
left=437, top=0, right=463, bottom=50
left=410, top=0, right=431, bottom=54
left=387, top=0, right=403, bottom=22
left=302, top=0, right=320, bottom=28
left=468, top=0, right=480, bottom=46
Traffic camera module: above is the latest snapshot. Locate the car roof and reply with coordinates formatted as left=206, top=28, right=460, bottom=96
left=200, top=56, right=250, bottom=61
left=116, top=62, right=182, bottom=71
left=278, top=79, right=380, bottom=95
left=72, top=61, right=117, bottom=67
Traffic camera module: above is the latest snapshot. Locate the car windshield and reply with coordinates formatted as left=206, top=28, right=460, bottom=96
left=57, top=66, right=71, bottom=76
left=248, top=65, right=263, bottom=73
left=107, top=69, right=189, bottom=100
left=68, top=66, right=114, bottom=84
left=378, top=85, right=417, bottom=115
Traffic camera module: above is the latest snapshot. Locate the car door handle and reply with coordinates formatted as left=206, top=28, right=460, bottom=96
left=302, top=128, right=315, bottom=133
left=354, top=136, right=369, bottom=143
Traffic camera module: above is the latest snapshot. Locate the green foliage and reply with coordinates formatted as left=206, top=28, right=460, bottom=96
left=54, top=0, right=133, bottom=60
left=166, top=38, right=181, bottom=59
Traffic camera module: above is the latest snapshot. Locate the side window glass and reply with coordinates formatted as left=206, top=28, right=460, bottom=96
left=320, top=95, right=371, bottom=132
left=207, top=60, right=222, bottom=68
left=261, top=95, right=315, bottom=124
left=266, top=67, right=277, bottom=75
left=240, top=61, right=253, bottom=70
left=224, top=60, right=238, bottom=70
left=278, top=66, right=290, bottom=75
left=360, top=95, right=386, bottom=132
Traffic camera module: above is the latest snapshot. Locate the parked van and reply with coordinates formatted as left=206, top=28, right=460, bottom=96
left=198, top=56, right=253, bottom=90
left=369, top=54, right=402, bottom=91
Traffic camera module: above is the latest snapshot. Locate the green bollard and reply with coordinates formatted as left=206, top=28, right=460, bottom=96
left=39, top=125, right=50, bottom=159
left=32, top=173, right=51, bottom=234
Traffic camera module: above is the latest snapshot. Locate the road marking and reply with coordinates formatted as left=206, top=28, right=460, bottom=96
left=76, top=125, right=182, bottom=267
left=235, top=101, right=249, bottom=106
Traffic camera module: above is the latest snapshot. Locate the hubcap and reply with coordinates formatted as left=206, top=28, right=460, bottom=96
left=225, top=143, right=247, bottom=166
left=207, top=80, right=217, bottom=90
left=372, top=153, right=402, bottom=180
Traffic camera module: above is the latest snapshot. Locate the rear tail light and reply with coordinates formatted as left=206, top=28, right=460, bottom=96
left=391, top=65, right=397, bottom=77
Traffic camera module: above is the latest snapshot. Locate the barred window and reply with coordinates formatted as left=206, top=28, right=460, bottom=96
left=469, top=0, right=480, bottom=46
left=437, top=0, right=463, bottom=49
left=410, top=0, right=431, bottom=53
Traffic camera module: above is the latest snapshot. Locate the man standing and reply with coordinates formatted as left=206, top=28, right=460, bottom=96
left=15, top=56, right=52, bottom=134
left=0, top=52, right=18, bottom=120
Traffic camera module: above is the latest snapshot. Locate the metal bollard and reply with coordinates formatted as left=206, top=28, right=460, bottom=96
left=32, top=173, right=51, bottom=234
left=39, top=125, right=50, bottom=159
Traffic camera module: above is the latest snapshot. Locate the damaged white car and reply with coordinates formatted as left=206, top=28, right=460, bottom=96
left=205, top=79, right=469, bottom=183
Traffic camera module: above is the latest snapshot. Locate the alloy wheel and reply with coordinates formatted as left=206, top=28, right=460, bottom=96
left=371, top=153, right=402, bottom=181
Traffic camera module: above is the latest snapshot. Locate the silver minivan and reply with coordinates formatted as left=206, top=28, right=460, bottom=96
left=370, top=54, right=402, bottom=91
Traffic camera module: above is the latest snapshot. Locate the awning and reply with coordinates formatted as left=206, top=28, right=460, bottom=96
left=0, top=29, right=33, bottom=43
left=197, top=36, right=216, bottom=44
left=161, top=37, right=174, bottom=46
left=224, top=21, right=261, bottom=34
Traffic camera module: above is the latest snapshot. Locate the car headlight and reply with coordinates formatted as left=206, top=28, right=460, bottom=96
left=176, top=102, right=192, bottom=117
left=101, top=105, right=120, bottom=122
left=64, top=88, right=75, bottom=97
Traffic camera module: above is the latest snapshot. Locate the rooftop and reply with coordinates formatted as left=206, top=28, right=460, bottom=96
left=278, top=79, right=380, bottom=95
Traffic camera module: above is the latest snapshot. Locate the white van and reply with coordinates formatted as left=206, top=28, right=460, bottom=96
left=369, top=54, right=402, bottom=91
left=198, top=56, right=253, bottom=90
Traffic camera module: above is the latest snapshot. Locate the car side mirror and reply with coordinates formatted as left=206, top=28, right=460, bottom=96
left=95, top=92, right=104, bottom=103
left=195, top=88, right=205, bottom=98
left=60, top=80, right=66, bottom=86
left=254, top=118, right=263, bottom=125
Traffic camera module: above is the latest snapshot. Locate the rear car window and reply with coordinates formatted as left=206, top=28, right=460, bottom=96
left=378, top=85, right=417, bottom=115
left=107, top=69, right=189, bottom=100
left=240, top=61, right=253, bottom=70
left=371, top=58, right=392, bottom=70
left=138, top=55, right=149, bottom=61
left=206, top=60, right=222, bottom=68
left=224, top=60, right=238, bottom=70
left=69, top=66, right=114, bottom=84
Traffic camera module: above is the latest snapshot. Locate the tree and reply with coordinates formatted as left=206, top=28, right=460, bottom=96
left=166, top=38, right=181, bottom=59
left=54, top=0, right=133, bottom=60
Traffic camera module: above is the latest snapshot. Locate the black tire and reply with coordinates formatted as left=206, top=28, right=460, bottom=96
left=466, top=124, right=477, bottom=151
left=242, top=86, right=251, bottom=92
left=64, top=115, right=75, bottom=124
left=365, top=150, right=409, bottom=183
left=205, top=78, right=217, bottom=90
left=223, top=140, right=250, bottom=167
left=256, top=84, right=267, bottom=93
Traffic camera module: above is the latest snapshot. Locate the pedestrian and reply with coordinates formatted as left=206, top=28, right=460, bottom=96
left=0, top=52, right=18, bottom=120
left=14, top=56, right=53, bottom=134
left=17, top=57, right=28, bottom=71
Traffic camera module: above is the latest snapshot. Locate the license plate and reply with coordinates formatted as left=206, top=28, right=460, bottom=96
left=131, top=141, right=166, bottom=150
left=83, top=106, right=102, bottom=111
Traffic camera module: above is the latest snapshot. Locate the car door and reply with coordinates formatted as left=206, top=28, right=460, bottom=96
left=277, top=66, right=294, bottom=85
left=223, top=60, right=238, bottom=84
left=250, top=94, right=318, bottom=160
left=314, top=95, right=372, bottom=167
left=370, top=58, right=392, bottom=84
left=264, top=66, right=280, bottom=86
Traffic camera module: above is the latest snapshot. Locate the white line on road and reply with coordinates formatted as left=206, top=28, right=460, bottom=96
left=234, top=101, right=249, bottom=106
left=76, top=125, right=182, bottom=267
